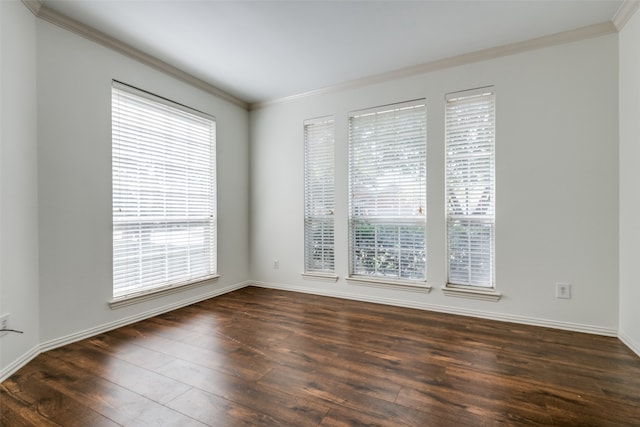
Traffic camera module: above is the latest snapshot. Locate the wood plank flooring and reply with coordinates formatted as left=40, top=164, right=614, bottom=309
left=2, top=286, right=640, bottom=426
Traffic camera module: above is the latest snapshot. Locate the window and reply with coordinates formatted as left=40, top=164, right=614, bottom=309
left=112, top=81, right=217, bottom=300
left=445, top=87, right=495, bottom=288
left=348, top=100, right=427, bottom=283
left=304, top=116, right=335, bottom=275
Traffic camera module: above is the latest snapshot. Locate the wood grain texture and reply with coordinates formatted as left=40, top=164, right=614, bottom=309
left=2, top=286, right=639, bottom=426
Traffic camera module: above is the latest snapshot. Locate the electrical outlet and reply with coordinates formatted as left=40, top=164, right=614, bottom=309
left=556, top=283, right=571, bottom=299
left=273, top=259, right=279, bottom=270
left=0, top=313, right=9, bottom=337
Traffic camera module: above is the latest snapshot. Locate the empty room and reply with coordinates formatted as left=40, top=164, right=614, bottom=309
left=2, top=0, right=640, bottom=425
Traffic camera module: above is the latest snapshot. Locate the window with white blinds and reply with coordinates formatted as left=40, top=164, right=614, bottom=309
left=304, top=116, right=335, bottom=273
left=445, top=87, right=495, bottom=288
left=348, top=100, right=427, bottom=282
left=112, top=81, right=217, bottom=299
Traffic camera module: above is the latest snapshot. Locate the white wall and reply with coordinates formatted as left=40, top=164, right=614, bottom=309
left=0, top=1, right=40, bottom=374
left=619, top=8, right=640, bottom=356
left=36, top=20, right=250, bottom=344
left=250, top=34, right=619, bottom=334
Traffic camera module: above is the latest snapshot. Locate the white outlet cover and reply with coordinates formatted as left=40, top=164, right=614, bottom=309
left=556, top=283, right=571, bottom=299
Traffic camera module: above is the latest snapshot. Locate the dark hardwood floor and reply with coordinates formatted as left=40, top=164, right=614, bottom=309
left=2, top=286, right=640, bottom=426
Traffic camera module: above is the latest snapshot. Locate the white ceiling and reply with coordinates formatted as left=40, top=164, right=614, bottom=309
left=42, top=0, right=623, bottom=104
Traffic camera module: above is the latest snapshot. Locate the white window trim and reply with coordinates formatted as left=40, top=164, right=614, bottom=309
left=111, top=81, right=217, bottom=302
left=301, top=272, right=339, bottom=282
left=303, top=115, right=336, bottom=275
left=346, top=276, right=431, bottom=292
left=347, top=99, right=428, bottom=286
left=445, top=86, right=496, bottom=293
left=441, top=285, right=501, bottom=302
left=109, top=275, right=220, bottom=309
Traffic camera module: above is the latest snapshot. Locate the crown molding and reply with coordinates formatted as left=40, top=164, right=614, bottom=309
left=250, top=21, right=617, bottom=110
left=21, top=0, right=249, bottom=110
left=21, top=0, right=42, bottom=15
left=613, top=0, right=640, bottom=31
left=21, top=1, right=625, bottom=111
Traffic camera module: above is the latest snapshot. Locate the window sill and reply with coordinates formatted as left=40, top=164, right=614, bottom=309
left=301, top=272, right=339, bottom=282
left=109, top=275, right=220, bottom=309
left=346, top=276, right=431, bottom=292
left=442, top=285, right=501, bottom=302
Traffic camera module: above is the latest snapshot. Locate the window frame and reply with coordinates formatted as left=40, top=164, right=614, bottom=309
left=346, top=99, right=429, bottom=290
left=110, top=81, right=218, bottom=306
left=444, top=86, right=497, bottom=296
left=302, top=115, right=337, bottom=281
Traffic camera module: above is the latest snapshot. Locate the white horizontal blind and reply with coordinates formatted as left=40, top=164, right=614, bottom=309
left=304, top=116, right=335, bottom=273
left=445, top=88, right=495, bottom=288
left=112, top=82, right=217, bottom=299
left=348, top=100, right=427, bottom=281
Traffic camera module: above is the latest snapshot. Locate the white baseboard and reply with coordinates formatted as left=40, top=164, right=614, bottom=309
left=40, top=281, right=249, bottom=353
left=619, top=331, right=640, bottom=358
left=0, top=344, right=40, bottom=383
left=1, top=281, right=249, bottom=382
left=248, top=280, right=618, bottom=337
